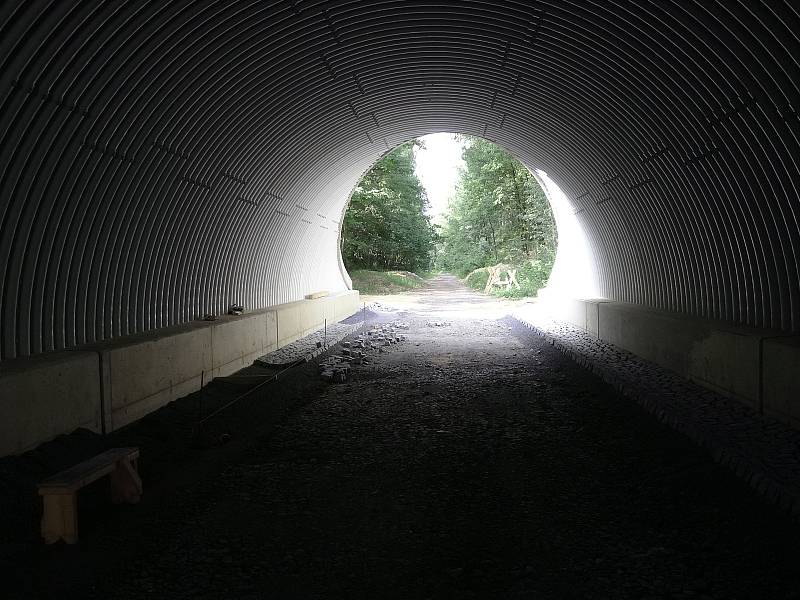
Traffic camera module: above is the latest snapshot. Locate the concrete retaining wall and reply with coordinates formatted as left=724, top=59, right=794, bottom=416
left=549, top=298, right=800, bottom=426
left=211, top=311, right=278, bottom=379
left=0, top=351, right=103, bottom=457
left=762, top=336, right=800, bottom=428
left=95, top=324, right=214, bottom=433
left=0, top=290, right=359, bottom=456
left=275, top=291, right=361, bottom=346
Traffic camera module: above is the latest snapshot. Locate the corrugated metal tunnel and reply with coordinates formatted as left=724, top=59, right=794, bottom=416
left=7, top=4, right=800, bottom=589
left=1, top=0, right=799, bottom=362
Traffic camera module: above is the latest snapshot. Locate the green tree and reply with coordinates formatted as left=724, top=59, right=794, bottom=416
left=436, top=136, right=557, bottom=294
left=342, top=140, right=435, bottom=272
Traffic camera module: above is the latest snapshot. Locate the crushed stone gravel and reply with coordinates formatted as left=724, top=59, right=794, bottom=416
left=3, top=276, right=799, bottom=599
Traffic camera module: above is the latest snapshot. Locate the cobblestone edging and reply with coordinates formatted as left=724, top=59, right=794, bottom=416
left=255, top=321, right=366, bottom=366
left=513, top=311, right=800, bottom=521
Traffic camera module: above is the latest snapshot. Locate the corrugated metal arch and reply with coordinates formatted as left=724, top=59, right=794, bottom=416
left=1, top=0, right=799, bottom=360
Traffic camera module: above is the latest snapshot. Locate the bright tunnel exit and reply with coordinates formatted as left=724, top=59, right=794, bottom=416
left=534, top=170, right=600, bottom=301
left=337, top=133, right=599, bottom=308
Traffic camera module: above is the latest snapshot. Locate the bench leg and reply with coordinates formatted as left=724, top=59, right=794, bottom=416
left=41, top=493, right=78, bottom=544
left=110, top=458, right=142, bottom=504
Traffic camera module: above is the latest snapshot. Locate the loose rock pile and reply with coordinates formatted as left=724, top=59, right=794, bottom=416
left=425, top=320, right=451, bottom=327
left=364, top=322, right=409, bottom=346
left=368, top=301, right=397, bottom=312
left=318, top=322, right=408, bottom=383
left=255, top=321, right=363, bottom=367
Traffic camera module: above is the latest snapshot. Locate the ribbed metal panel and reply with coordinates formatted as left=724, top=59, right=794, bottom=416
left=1, top=0, right=798, bottom=360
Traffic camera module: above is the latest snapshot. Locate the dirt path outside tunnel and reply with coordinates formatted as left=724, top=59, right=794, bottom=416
left=361, top=273, right=527, bottom=319
left=14, top=275, right=800, bottom=599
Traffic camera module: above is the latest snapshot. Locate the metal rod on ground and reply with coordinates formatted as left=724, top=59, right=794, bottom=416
left=193, top=357, right=305, bottom=431
left=193, top=318, right=365, bottom=437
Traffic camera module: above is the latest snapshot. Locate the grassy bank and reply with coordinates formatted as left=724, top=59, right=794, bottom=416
left=349, top=270, right=427, bottom=295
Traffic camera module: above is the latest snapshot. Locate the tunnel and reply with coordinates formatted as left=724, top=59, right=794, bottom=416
left=2, top=0, right=800, bottom=458
left=2, top=0, right=799, bottom=354
left=4, top=1, right=800, bottom=451
left=0, top=0, right=797, bottom=431
left=2, top=1, right=800, bottom=595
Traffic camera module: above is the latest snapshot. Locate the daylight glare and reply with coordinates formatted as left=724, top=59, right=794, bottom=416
left=413, top=133, right=464, bottom=223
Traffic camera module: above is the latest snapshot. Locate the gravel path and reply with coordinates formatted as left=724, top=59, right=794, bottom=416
left=10, top=276, right=800, bottom=599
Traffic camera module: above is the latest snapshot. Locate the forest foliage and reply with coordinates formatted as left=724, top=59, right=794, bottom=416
left=341, top=140, right=435, bottom=272
left=435, top=136, right=557, bottom=296
left=341, top=135, right=557, bottom=297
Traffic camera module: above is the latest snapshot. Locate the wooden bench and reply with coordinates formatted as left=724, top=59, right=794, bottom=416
left=38, top=447, right=142, bottom=544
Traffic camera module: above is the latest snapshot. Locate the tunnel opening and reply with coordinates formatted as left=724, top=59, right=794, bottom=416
left=338, top=133, right=599, bottom=303
left=339, top=138, right=436, bottom=292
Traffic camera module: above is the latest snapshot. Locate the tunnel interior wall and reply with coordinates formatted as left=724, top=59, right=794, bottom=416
left=1, top=2, right=800, bottom=448
left=1, top=1, right=799, bottom=363
left=531, top=297, right=800, bottom=429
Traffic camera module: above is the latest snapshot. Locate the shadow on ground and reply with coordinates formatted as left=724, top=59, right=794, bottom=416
left=4, top=276, right=800, bottom=599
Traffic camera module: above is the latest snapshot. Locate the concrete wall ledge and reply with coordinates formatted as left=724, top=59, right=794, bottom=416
left=0, top=290, right=359, bottom=457
left=266, top=290, right=362, bottom=347
left=549, top=298, right=800, bottom=427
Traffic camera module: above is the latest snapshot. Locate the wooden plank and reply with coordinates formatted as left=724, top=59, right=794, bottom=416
left=111, top=457, right=143, bottom=504
left=38, top=447, right=139, bottom=493
left=305, top=290, right=329, bottom=299
left=41, top=492, right=78, bottom=544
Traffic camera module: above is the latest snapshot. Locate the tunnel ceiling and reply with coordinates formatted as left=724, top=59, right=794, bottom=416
left=1, top=1, right=799, bottom=360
